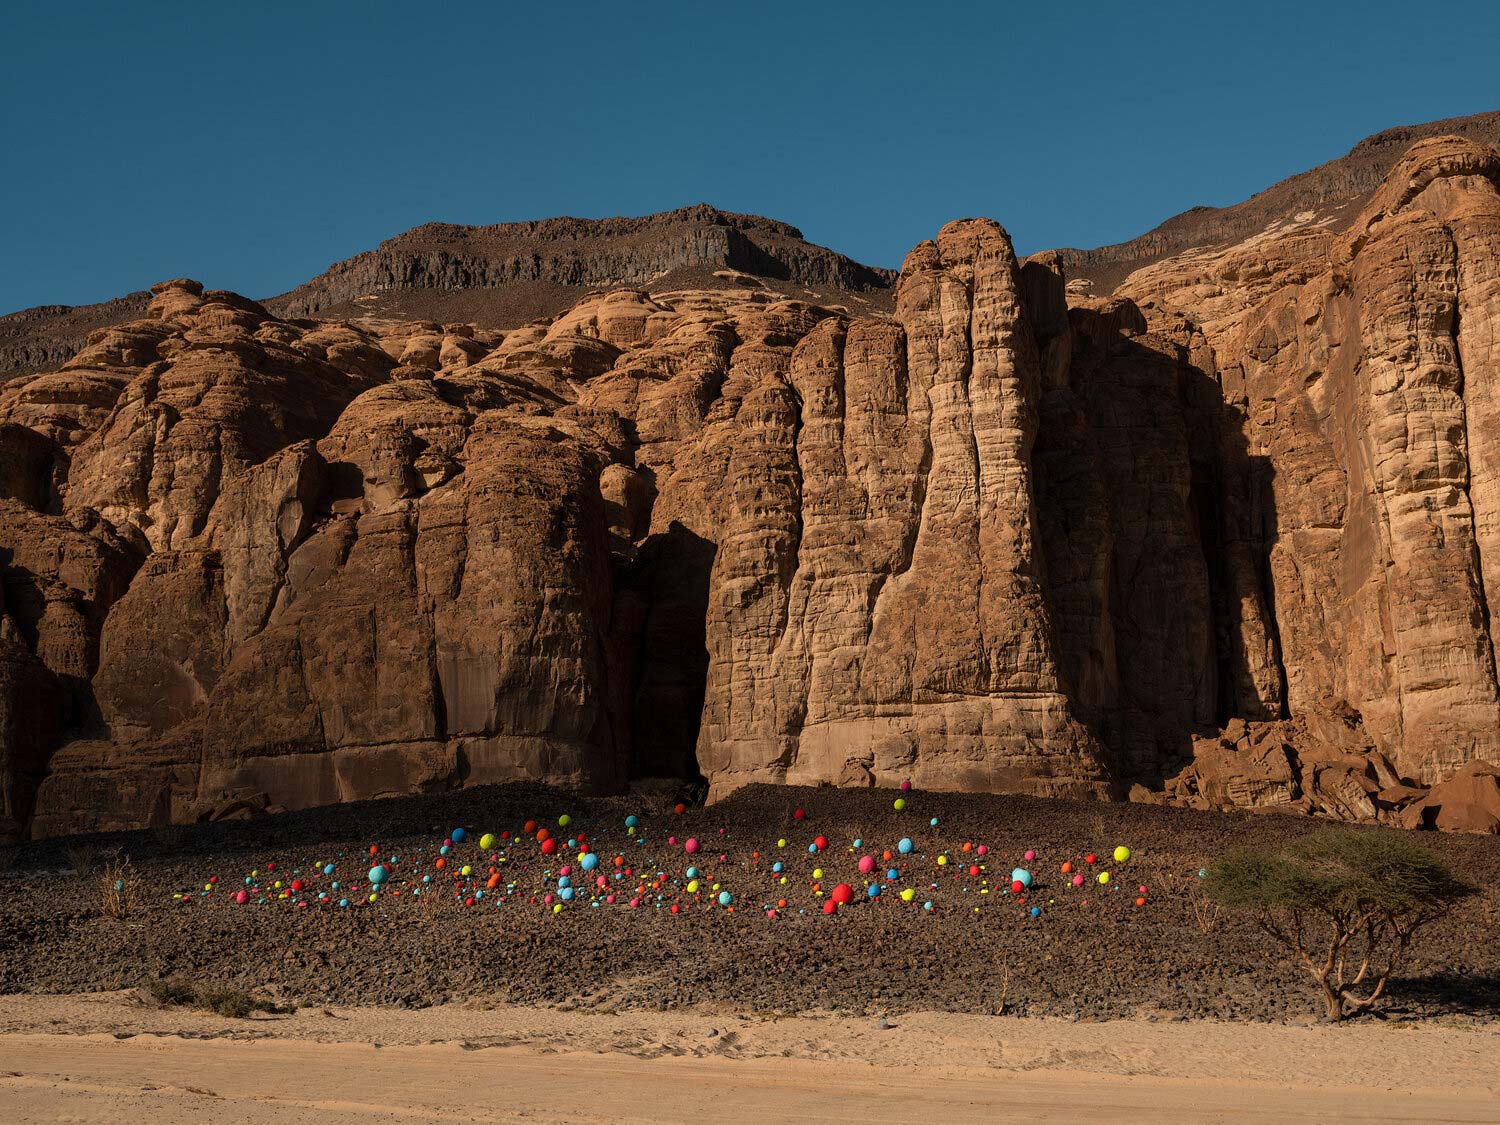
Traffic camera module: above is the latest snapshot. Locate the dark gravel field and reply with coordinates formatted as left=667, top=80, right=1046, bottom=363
left=2, top=783, right=1497, bottom=1023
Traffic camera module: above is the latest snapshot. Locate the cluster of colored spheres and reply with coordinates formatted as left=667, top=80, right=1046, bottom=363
left=166, top=783, right=1157, bottom=921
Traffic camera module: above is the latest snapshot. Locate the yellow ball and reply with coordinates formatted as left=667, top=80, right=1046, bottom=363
left=460, top=864, right=473, bottom=877
left=900, top=888, right=916, bottom=902
left=274, top=880, right=282, bottom=889
left=1098, top=872, right=1111, bottom=884
left=553, top=903, right=564, bottom=914
left=368, top=893, right=378, bottom=902
left=813, top=868, right=823, bottom=880
left=937, top=855, right=948, bottom=866
left=480, top=833, right=497, bottom=850
left=558, top=815, right=571, bottom=828
left=779, top=876, right=787, bottom=884
left=893, top=798, right=907, bottom=811
left=204, top=884, right=212, bottom=892
left=1113, top=845, right=1132, bottom=863
left=687, top=879, right=700, bottom=893
left=777, top=839, right=787, bottom=848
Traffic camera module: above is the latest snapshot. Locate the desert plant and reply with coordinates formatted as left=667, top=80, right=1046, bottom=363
left=1185, top=880, right=1223, bottom=934
left=99, top=856, right=137, bottom=919
left=1204, top=829, right=1476, bottom=1021
left=64, top=843, right=101, bottom=873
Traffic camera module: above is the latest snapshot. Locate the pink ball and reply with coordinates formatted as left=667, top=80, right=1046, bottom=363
left=629, top=897, right=640, bottom=908
left=900, top=780, right=912, bottom=791
left=766, top=909, right=778, bottom=918
left=976, top=845, right=988, bottom=856
left=559, top=864, right=572, bottom=877
left=233, top=890, right=249, bottom=905
left=1072, top=873, right=1085, bottom=886
left=668, top=836, right=678, bottom=845
left=596, top=876, right=607, bottom=887
left=545, top=893, right=555, bottom=904
left=606, top=894, right=616, bottom=904
left=685, top=838, right=701, bottom=854
left=1024, top=849, right=1036, bottom=861
left=858, top=856, right=876, bottom=875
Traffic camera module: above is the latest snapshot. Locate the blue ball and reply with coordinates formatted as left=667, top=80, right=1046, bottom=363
left=422, top=875, right=431, bottom=884
left=772, top=861, right=784, bottom=873
left=898, top=837, right=914, bottom=854
left=853, top=839, right=863, bottom=848
left=625, top=815, right=639, bottom=828
left=558, top=875, right=571, bottom=888
left=887, top=868, right=899, bottom=880
left=368, top=866, right=388, bottom=884
left=581, top=853, right=599, bottom=871
left=475, top=890, right=484, bottom=899
left=1011, top=868, right=1033, bottom=888
left=867, top=884, right=881, bottom=898
left=323, top=864, right=335, bottom=875
left=930, top=818, right=939, bottom=827
left=1030, top=906, right=1041, bottom=918
left=451, top=828, right=467, bottom=843
left=339, top=899, right=349, bottom=908
left=808, top=843, right=818, bottom=854
left=560, top=886, right=575, bottom=901
left=440, top=845, right=451, bottom=856
left=686, top=866, right=699, bottom=879
left=718, top=891, right=733, bottom=906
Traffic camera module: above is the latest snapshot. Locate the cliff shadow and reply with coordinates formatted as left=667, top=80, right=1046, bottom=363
left=615, top=521, right=716, bottom=784
left=1034, top=318, right=1284, bottom=790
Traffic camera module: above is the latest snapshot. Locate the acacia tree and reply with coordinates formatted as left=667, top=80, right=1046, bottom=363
left=1204, top=829, right=1476, bottom=1021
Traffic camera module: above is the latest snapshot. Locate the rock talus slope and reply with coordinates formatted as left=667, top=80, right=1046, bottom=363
left=5, top=136, right=1500, bottom=838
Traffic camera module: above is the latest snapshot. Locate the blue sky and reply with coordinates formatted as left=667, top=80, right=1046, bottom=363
left=2, top=0, right=1497, bottom=312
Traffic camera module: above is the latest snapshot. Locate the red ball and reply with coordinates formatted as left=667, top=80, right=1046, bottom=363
left=814, top=835, right=829, bottom=850
left=1011, top=880, right=1025, bottom=894
left=968, top=865, right=980, bottom=877
left=1085, top=853, right=1097, bottom=864
left=822, top=899, right=838, bottom=915
left=831, top=883, right=854, bottom=905
left=541, top=838, right=558, bottom=856
left=794, top=808, right=806, bottom=820
left=671, top=903, right=681, bottom=914
left=291, top=879, right=304, bottom=892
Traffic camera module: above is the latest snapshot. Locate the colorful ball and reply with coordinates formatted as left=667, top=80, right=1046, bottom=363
left=685, top=838, right=701, bottom=854
left=897, top=837, right=914, bottom=854
left=367, top=865, right=388, bottom=884
left=858, top=856, right=876, bottom=875
left=479, top=833, right=497, bottom=851
left=893, top=798, right=907, bottom=811
left=1098, top=872, right=1111, bottom=884
left=451, top=828, right=466, bottom=843
left=831, top=883, right=855, bottom=905
left=900, top=780, right=912, bottom=792
left=541, top=838, right=558, bottom=856
left=1113, top=845, right=1132, bottom=863
left=1010, top=868, right=1033, bottom=888
left=625, top=815, right=639, bottom=828
left=581, top=853, right=599, bottom=871
left=718, top=891, right=733, bottom=906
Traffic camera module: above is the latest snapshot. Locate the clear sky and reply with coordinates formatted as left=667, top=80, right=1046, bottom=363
left=3, top=0, right=1498, bottom=313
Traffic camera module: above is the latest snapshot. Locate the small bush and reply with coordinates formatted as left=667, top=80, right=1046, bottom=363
left=99, top=856, right=136, bottom=919
left=1204, top=829, right=1476, bottom=1020
left=145, top=978, right=197, bottom=1006
left=143, top=978, right=289, bottom=1018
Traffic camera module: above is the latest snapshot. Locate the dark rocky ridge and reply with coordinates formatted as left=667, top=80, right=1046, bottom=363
left=0, top=292, right=151, bottom=381
left=272, top=203, right=895, bottom=318
left=1053, top=110, right=1500, bottom=293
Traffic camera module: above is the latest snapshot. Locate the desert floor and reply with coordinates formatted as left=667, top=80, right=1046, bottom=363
left=0, top=992, right=1496, bottom=1123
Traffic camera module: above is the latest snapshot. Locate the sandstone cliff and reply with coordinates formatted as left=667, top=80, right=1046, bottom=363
left=5, top=135, right=1500, bottom=839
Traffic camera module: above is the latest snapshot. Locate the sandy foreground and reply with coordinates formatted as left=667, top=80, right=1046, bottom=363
left=0, top=993, right=1495, bottom=1123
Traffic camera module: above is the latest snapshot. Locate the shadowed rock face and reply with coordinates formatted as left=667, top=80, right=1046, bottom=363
left=6, top=136, right=1500, bottom=838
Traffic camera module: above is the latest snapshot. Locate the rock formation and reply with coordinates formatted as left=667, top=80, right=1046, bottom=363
left=6, top=130, right=1500, bottom=839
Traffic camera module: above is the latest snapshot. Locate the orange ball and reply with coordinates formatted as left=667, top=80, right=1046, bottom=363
left=369, top=844, right=379, bottom=856
left=674, top=802, right=687, bottom=814
left=1061, top=861, right=1073, bottom=874
left=524, top=820, right=537, bottom=834
left=1136, top=896, right=1147, bottom=907
left=962, top=842, right=972, bottom=853
left=435, top=857, right=446, bottom=869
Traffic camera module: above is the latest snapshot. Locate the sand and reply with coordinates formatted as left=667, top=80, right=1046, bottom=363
left=0, top=992, right=1496, bottom=1123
